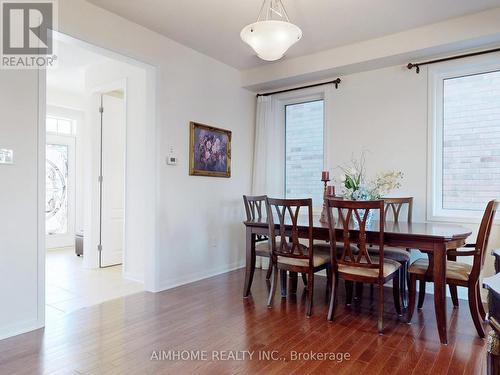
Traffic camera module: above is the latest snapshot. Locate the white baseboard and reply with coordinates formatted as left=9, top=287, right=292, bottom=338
left=156, top=261, right=245, bottom=292
left=0, top=319, right=44, bottom=341
left=122, top=271, right=144, bottom=284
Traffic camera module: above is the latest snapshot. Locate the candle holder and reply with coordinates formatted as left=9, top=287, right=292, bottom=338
left=320, top=182, right=335, bottom=224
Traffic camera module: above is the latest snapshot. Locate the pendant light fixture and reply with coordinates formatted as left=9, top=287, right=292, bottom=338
left=240, top=0, right=302, bottom=62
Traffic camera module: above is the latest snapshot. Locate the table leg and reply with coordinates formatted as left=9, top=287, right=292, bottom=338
left=433, top=243, right=448, bottom=344
left=243, top=226, right=256, bottom=297
left=289, top=272, right=298, bottom=294
left=280, top=270, right=288, bottom=297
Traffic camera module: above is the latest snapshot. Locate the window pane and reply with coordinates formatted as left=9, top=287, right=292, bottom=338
left=285, top=100, right=324, bottom=207
left=57, top=119, right=72, bottom=135
left=443, top=70, right=500, bottom=211
left=46, top=117, right=57, bottom=133
left=46, top=144, right=69, bottom=235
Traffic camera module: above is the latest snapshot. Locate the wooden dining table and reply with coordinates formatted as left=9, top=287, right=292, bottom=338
left=243, top=215, right=472, bottom=345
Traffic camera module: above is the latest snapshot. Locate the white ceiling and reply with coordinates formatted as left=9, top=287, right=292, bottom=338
left=47, top=39, right=111, bottom=94
left=86, top=0, right=500, bottom=70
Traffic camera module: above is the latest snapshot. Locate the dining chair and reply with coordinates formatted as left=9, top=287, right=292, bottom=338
left=325, top=198, right=402, bottom=333
left=368, top=197, right=413, bottom=306
left=493, top=248, right=500, bottom=274
left=407, top=200, right=499, bottom=338
left=243, top=195, right=274, bottom=280
left=265, top=197, right=331, bottom=317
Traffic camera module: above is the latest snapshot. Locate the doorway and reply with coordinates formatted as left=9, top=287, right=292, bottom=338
left=43, top=34, right=154, bottom=320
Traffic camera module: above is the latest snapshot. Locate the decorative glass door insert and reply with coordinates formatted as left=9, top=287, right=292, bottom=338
left=46, top=143, right=69, bottom=235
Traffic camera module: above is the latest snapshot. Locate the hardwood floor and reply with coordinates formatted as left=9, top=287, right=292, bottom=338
left=0, top=269, right=487, bottom=375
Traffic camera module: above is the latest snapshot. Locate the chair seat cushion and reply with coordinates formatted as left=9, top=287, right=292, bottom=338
left=255, top=241, right=270, bottom=255
left=368, top=246, right=410, bottom=263
left=314, top=242, right=359, bottom=255
left=338, top=257, right=400, bottom=279
left=408, top=258, right=472, bottom=282
left=277, top=245, right=331, bottom=267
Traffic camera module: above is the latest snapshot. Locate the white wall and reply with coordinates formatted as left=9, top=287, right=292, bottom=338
left=327, top=65, right=427, bottom=220
left=0, top=70, right=44, bottom=339
left=47, top=88, right=85, bottom=111
left=156, top=60, right=255, bottom=289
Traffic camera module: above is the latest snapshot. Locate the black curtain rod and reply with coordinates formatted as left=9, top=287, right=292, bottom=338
left=256, top=78, right=341, bottom=97
left=407, top=47, right=500, bottom=73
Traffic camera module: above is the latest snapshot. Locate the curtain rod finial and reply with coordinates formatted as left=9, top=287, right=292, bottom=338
left=407, top=63, right=420, bottom=74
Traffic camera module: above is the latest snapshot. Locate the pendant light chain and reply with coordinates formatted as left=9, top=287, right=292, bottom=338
left=256, top=0, right=290, bottom=22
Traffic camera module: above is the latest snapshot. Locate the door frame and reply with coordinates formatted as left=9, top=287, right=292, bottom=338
left=37, top=32, right=158, bottom=330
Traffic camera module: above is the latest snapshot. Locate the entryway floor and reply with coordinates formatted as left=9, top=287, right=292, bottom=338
left=45, top=247, right=144, bottom=321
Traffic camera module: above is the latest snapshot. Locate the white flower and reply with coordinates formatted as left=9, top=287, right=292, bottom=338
left=339, top=174, right=346, bottom=182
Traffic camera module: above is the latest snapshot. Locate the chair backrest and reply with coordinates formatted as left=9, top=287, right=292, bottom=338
left=473, top=200, right=499, bottom=276
left=243, top=195, right=267, bottom=222
left=243, top=195, right=268, bottom=243
left=265, top=198, right=314, bottom=264
left=325, top=198, right=385, bottom=279
left=383, top=197, right=413, bottom=223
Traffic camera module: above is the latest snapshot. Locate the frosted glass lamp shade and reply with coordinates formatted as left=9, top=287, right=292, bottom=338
left=240, top=20, right=302, bottom=61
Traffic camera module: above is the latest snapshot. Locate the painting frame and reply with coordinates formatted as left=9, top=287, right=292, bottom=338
left=189, top=121, right=232, bottom=178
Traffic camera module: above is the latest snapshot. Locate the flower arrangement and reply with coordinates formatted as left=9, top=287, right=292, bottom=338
left=196, top=132, right=227, bottom=172
left=338, top=155, right=403, bottom=200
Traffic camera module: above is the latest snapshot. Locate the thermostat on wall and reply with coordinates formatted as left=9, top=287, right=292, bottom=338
left=166, top=145, right=177, bottom=166
left=0, top=149, right=13, bottom=164
left=166, top=155, right=178, bottom=165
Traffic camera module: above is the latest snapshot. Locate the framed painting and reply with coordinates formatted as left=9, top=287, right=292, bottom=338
left=189, top=122, right=231, bottom=178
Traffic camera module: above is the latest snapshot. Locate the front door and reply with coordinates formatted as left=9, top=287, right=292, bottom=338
left=46, top=134, right=75, bottom=249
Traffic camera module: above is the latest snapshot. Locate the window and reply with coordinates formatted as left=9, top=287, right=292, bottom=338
left=46, top=116, right=76, bottom=136
left=429, top=60, right=500, bottom=221
left=285, top=100, right=325, bottom=207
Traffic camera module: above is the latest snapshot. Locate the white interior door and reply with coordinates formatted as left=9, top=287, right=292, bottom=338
left=46, top=134, right=75, bottom=249
left=99, top=92, right=126, bottom=267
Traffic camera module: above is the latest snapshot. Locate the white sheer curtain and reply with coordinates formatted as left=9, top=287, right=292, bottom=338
left=252, top=95, right=285, bottom=197
left=251, top=95, right=284, bottom=270
left=323, top=84, right=335, bottom=172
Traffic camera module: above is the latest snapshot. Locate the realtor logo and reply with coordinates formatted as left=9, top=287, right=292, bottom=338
left=1, top=0, right=57, bottom=68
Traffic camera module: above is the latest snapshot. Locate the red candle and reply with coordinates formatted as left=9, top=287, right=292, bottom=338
left=326, top=185, right=335, bottom=196
left=321, top=171, right=330, bottom=181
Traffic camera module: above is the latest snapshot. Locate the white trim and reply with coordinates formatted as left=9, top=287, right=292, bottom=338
left=122, top=271, right=146, bottom=284
left=427, top=53, right=500, bottom=223
left=157, top=262, right=245, bottom=292
left=37, top=66, right=47, bottom=334
left=0, top=320, right=44, bottom=341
